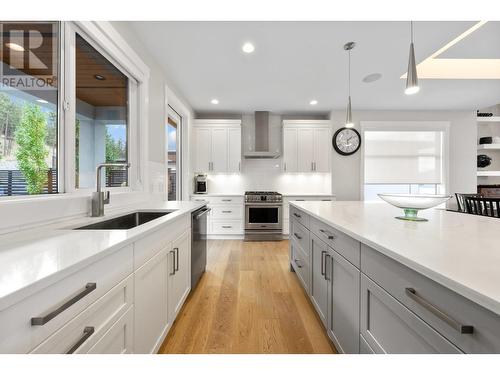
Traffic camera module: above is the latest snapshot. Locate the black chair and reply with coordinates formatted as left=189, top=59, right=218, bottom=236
left=463, top=196, right=500, bottom=218
left=455, top=193, right=481, bottom=212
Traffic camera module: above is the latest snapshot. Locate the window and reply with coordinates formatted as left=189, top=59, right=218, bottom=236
left=0, top=22, right=59, bottom=196
left=75, top=34, right=129, bottom=189
left=167, top=107, right=181, bottom=200
left=362, top=126, right=447, bottom=201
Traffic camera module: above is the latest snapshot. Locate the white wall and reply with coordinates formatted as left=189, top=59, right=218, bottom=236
left=329, top=110, right=477, bottom=203
left=110, top=22, right=195, bottom=198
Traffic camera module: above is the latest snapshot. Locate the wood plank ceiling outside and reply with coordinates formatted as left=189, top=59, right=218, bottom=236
left=76, top=34, right=127, bottom=108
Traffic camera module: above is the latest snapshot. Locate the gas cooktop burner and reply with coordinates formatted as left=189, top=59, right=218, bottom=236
left=245, top=191, right=283, bottom=203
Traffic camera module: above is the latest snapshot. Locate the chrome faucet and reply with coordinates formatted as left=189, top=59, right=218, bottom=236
left=91, top=163, right=131, bottom=217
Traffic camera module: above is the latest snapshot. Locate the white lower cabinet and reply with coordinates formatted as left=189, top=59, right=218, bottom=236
left=167, top=230, right=191, bottom=323
left=134, top=248, right=169, bottom=354
left=31, top=274, right=134, bottom=354
left=87, top=307, right=134, bottom=354
left=191, top=195, right=244, bottom=237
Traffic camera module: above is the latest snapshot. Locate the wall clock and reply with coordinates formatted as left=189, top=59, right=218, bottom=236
left=332, top=127, right=361, bottom=156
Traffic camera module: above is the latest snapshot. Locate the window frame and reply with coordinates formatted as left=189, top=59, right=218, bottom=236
left=0, top=21, right=150, bottom=202
left=359, top=121, right=450, bottom=201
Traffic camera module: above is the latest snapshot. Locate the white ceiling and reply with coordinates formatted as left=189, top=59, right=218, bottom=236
left=129, top=21, right=500, bottom=114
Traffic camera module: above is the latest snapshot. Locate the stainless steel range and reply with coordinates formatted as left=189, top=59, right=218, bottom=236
left=244, top=191, right=283, bottom=241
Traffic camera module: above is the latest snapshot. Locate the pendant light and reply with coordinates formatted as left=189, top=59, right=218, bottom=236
left=344, top=41, right=355, bottom=128
left=405, top=21, right=420, bottom=95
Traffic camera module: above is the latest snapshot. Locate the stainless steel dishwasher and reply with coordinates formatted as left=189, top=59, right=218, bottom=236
left=191, top=206, right=210, bottom=289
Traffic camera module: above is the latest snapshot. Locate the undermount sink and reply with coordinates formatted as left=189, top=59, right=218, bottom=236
left=74, top=211, right=174, bottom=230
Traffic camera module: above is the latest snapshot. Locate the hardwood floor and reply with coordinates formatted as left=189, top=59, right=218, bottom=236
left=159, top=240, right=336, bottom=354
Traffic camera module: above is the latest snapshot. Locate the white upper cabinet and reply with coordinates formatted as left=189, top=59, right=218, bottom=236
left=283, top=120, right=332, bottom=173
left=193, top=120, right=242, bottom=173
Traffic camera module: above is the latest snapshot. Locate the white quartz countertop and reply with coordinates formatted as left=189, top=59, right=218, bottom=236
left=290, top=201, right=500, bottom=316
left=0, top=200, right=206, bottom=311
left=191, top=193, right=244, bottom=197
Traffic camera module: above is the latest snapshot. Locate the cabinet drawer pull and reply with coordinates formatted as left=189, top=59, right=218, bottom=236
left=222, top=210, right=232, bottom=213
left=222, top=199, right=232, bottom=202
left=319, top=229, right=335, bottom=240
left=222, top=225, right=232, bottom=228
left=169, top=250, right=176, bottom=275
left=174, top=247, right=179, bottom=271
left=293, top=212, right=301, bottom=218
left=31, top=283, right=97, bottom=326
left=320, top=250, right=326, bottom=276
left=321, top=199, right=332, bottom=201
left=293, top=233, right=302, bottom=240
left=294, top=258, right=302, bottom=268
left=405, top=288, right=474, bottom=334
left=66, top=326, right=95, bottom=354
left=324, top=254, right=331, bottom=281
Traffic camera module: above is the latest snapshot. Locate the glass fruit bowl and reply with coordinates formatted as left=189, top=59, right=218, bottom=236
left=377, top=194, right=452, bottom=221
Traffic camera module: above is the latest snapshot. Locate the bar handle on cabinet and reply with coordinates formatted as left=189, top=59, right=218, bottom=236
left=294, top=258, right=302, bottom=268
left=293, top=232, right=302, bottom=240
left=222, top=199, right=232, bottom=202
left=66, top=326, right=95, bottom=354
left=169, top=250, right=176, bottom=275
left=405, top=288, right=473, bottom=334
left=319, top=229, right=335, bottom=240
left=174, top=247, right=179, bottom=271
left=31, top=283, right=97, bottom=326
left=324, top=254, right=331, bottom=281
left=320, top=250, right=326, bottom=276
left=311, top=162, right=314, bottom=171
left=284, top=162, right=287, bottom=172
left=222, top=225, right=232, bottom=229
left=293, top=212, right=301, bottom=218
left=222, top=210, right=232, bottom=213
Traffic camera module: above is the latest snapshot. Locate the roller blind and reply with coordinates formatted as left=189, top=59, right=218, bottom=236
left=364, top=131, right=444, bottom=184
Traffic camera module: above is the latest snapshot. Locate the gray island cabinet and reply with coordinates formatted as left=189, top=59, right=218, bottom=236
left=289, top=202, right=500, bottom=354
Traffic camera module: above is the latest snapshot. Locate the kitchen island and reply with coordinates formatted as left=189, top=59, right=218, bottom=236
left=288, top=200, right=500, bottom=354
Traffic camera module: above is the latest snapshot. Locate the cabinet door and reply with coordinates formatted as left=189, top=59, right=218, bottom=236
left=134, top=249, right=168, bottom=354
left=360, top=275, right=462, bottom=354
left=194, top=128, right=211, bottom=172
left=297, top=128, right=314, bottom=172
left=87, top=307, right=134, bottom=354
left=283, top=127, right=298, bottom=172
left=310, top=234, right=329, bottom=327
left=168, top=231, right=191, bottom=324
left=327, top=249, right=360, bottom=353
left=228, top=127, right=241, bottom=173
left=313, top=128, right=330, bottom=172
left=211, top=128, right=228, bottom=173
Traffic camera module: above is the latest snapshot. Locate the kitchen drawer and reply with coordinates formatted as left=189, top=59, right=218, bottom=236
left=87, top=306, right=134, bottom=354
left=361, top=275, right=462, bottom=354
left=210, top=205, right=243, bottom=220
left=310, top=216, right=360, bottom=268
left=291, top=238, right=310, bottom=293
left=134, top=214, right=190, bottom=269
left=361, top=244, right=500, bottom=353
left=290, top=218, right=310, bottom=255
left=206, top=196, right=244, bottom=205
left=211, top=220, right=243, bottom=235
left=0, top=245, right=133, bottom=353
left=360, top=334, right=375, bottom=354
left=289, top=205, right=309, bottom=228
left=31, top=275, right=133, bottom=354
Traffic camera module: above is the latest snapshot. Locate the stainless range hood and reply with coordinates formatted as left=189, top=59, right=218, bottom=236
left=243, top=111, right=280, bottom=159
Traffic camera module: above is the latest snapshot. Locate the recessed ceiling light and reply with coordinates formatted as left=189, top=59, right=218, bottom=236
left=211, top=99, right=219, bottom=105
left=362, top=73, right=382, bottom=83
left=94, top=74, right=106, bottom=81
left=5, top=42, right=24, bottom=52
left=309, top=100, right=318, bottom=105
left=242, top=42, right=255, bottom=54
left=36, top=99, right=48, bottom=104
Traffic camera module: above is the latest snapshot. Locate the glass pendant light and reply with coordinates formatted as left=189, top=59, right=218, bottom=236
left=344, top=42, right=355, bottom=128
left=405, top=21, right=420, bottom=95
